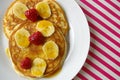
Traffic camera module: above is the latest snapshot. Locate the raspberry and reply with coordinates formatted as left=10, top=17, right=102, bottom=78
left=29, top=31, right=45, bottom=45
left=20, top=57, right=32, bottom=69
left=25, top=9, right=39, bottom=22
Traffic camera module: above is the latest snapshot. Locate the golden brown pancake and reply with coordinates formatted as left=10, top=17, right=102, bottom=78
left=9, top=22, right=67, bottom=78
left=3, top=0, right=69, bottom=38
left=3, top=0, right=69, bottom=78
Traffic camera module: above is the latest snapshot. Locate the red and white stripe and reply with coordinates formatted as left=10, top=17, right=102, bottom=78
left=74, top=0, right=120, bottom=80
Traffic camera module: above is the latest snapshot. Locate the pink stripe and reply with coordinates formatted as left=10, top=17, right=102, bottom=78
left=77, top=73, right=88, bottom=80
left=89, top=21, right=120, bottom=48
left=93, top=0, right=120, bottom=20
left=90, top=41, right=120, bottom=66
left=105, top=0, right=120, bottom=11
left=81, top=0, right=120, bottom=29
left=118, top=0, right=120, bottom=2
left=89, top=51, right=120, bottom=76
left=80, top=7, right=120, bottom=38
left=86, top=59, right=116, bottom=80
left=90, top=31, right=120, bottom=57
left=82, top=66, right=102, bottom=80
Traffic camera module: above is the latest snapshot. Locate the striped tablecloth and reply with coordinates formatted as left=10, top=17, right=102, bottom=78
left=74, top=0, right=120, bottom=80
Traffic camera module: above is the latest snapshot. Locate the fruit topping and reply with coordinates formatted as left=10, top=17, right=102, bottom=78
left=25, top=8, right=40, bottom=22
left=36, top=20, right=55, bottom=37
left=29, top=31, right=45, bottom=45
left=35, top=1, right=51, bottom=19
left=13, top=2, right=28, bottom=20
left=15, top=28, right=30, bottom=48
left=20, top=57, right=32, bottom=69
left=31, top=58, right=47, bottom=77
left=42, top=40, right=59, bottom=60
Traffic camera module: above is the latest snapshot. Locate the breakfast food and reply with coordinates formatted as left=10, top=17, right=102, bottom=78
left=3, top=0, right=69, bottom=79
left=3, top=0, right=69, bottom=39
left=9, top=23, right=67, bottom=77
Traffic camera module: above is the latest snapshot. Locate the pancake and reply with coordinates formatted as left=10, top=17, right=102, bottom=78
left=9, top=22, right=67, bottom=78
left=3, top=0, right=69, bottom=39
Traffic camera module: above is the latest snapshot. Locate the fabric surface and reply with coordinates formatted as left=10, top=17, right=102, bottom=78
left=74, top=0, right=120, bottom=80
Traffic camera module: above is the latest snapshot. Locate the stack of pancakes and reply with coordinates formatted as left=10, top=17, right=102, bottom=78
left=3, top=0, right=69, bottom=78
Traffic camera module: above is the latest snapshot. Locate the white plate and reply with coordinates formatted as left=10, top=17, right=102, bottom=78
left=0, top=0, right=90, bottom=80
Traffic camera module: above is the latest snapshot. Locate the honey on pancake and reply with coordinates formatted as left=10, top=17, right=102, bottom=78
left=45, top=67, right=62, bottom=78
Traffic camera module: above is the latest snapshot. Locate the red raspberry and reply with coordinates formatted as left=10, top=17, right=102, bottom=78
left=29, top=31, right=45, bottom=45
left=25, top=9, right=39, bottom=22
left=20, top=57, right=32, bottom=69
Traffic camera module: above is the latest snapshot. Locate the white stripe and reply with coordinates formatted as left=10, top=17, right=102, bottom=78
left=111, top=0, right=120, bottom=13
left=79, top=70, right=95, bottom=80
left=87, top=15, right=120, bottom=43
left=90, top=27, right=120, bottom=55
left=87, top=55, right=119, bottom=79
left=73, top=76, right=81, bottom=80
left=84, top=62, right=109, bottom=80
left=90, top=43, right=120, bottom=70
left=100, top=0, right=120, bottom=16
left=78, top=1, right=120, bottom=34
left=87, top=0, right=120, bottom=24
left=116, top=77, right=120, bottom=80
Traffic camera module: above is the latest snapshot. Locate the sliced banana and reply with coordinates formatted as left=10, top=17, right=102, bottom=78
left=42, top=40, right=59, bottom=60
left=35, top=1, right=51, bottom=19
left=13, top=2, right=28, bottom=20
left=31, top=58, right=47, bottom=77
left=15, top=28, right=30, bottom=48
left=36, top=20, right=55, bottom=37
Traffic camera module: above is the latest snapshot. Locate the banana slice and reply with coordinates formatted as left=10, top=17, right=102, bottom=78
left=35, top=1, right=51, bottom=19
left=31, top=58, right=47, bottom=77
left=13, top=2, right=28, bottom=20
left=36, top=20, right=55, bottom=37
left=42, top=40, right=59, bottom=60
left=15, top=28, right=30, bottom=48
